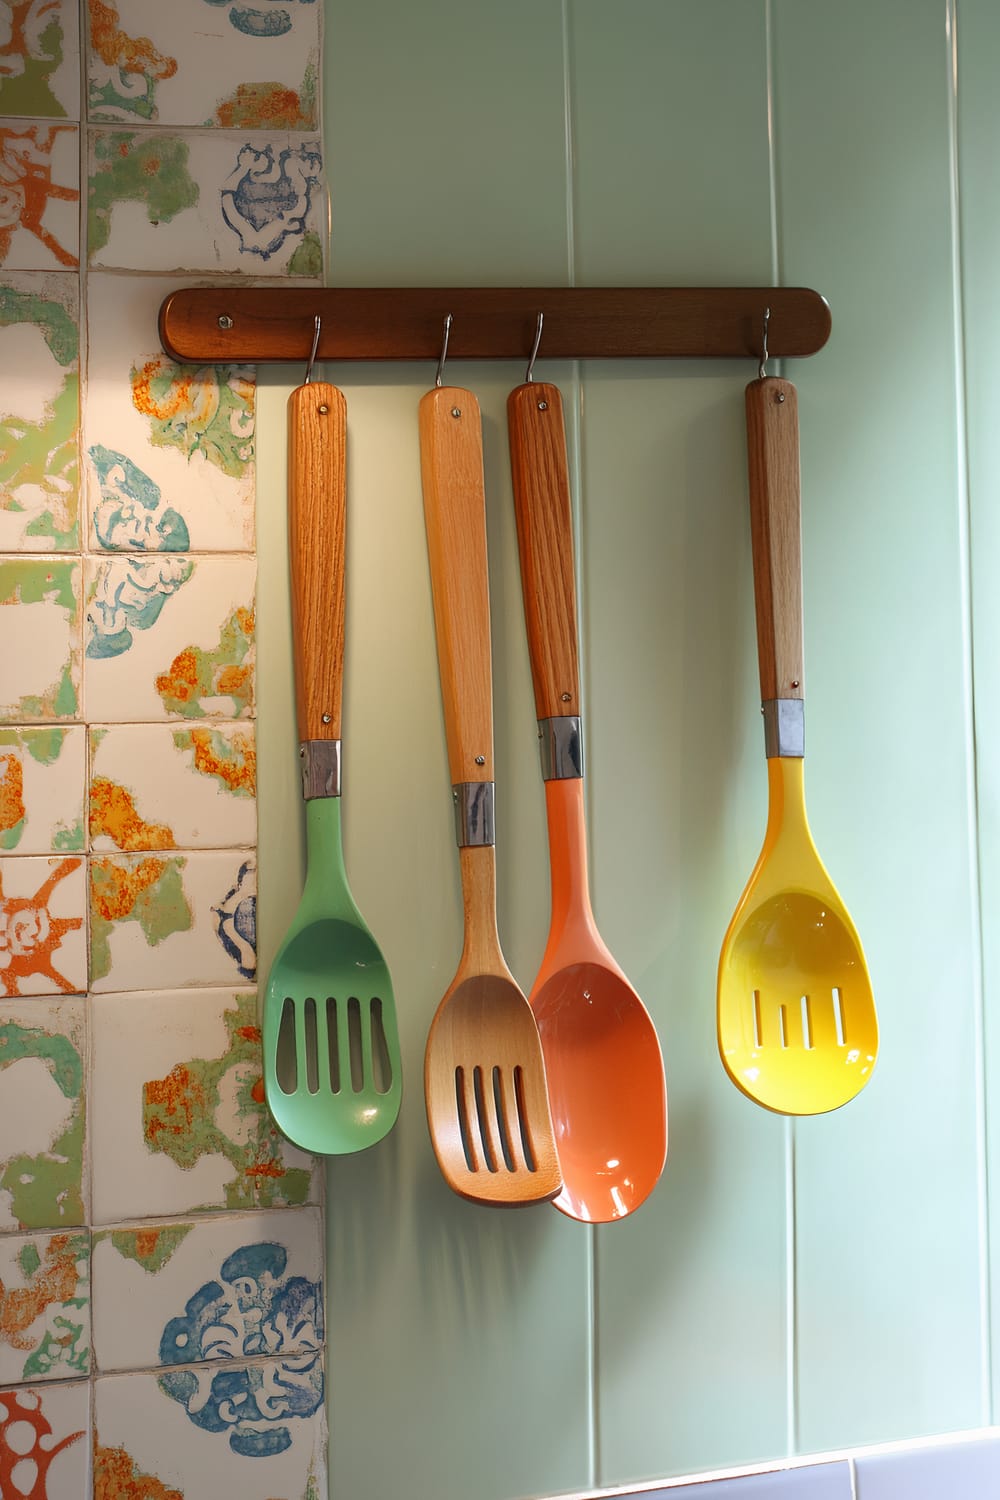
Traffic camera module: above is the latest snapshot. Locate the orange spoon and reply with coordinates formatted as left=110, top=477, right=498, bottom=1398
left=508, top=380, right=667, bottom=1222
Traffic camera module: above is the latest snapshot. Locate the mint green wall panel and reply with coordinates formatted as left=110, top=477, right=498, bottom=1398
left=569, top=0, right=773, bottom=283
left=569, top=2, right=789, bottom=1482
left=957, top=0, right=1000, bottom=1424
left=773, top=0, right=985, bottom=1448
left=257, top=3, right=1000, bottom=1496
left=324, top=0, right=571, bottom=284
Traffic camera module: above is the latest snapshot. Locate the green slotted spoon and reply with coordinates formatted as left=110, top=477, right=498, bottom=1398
left=262, top=377, right=402, bottom=1153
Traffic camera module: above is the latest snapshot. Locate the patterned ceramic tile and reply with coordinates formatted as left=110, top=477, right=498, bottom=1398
left=0, top=726, right=84, bottom=852
left=89, top=723, right=255, bottom=852
left=88, top=128, right=325, bottom=276
left=0, top=120, right=78, bottom=268
left=85, top=273, right=255, bottom=554
left=91, top=1206, right=322, bottom=1373
left=87, top=0, right=319, bottom=128
left=0, top=1229, right=90, bottom=1384
left=90, top=987, right=318, bottom=1223
left=95, top=1354, right=325, bottom=1498
left=88, top=848, right=255, bottom=991
left=0, top=996, right=86, bottom=1230
left=0, top=855, right=86, bottom=996
left=0, top=1382, right=89, bottom=1500
left=0, top=0, right=81, bottom=119
left=0, top=558, right=81, bottom=722
left=83, top=553, right=254, bottom=722
left=0, top=271, right=80, bottom=551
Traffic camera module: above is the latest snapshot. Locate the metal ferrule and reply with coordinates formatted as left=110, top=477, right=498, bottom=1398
left=762, top=699, right=805, bottom=758
left=452, top=782, right=495, bottom=847
left=537, top=716, right=584, bottom=781
left=300, top=739, right=342, bottom=799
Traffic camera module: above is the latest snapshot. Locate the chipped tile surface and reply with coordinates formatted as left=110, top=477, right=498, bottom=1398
left=83, top=553, right=255, bottom=722
left=90, top=722, right=255, bottom=851
left=0, top=725, right=85, bottom=852
left=0, top=1229, right=90, bottom=1384
left=0, top=996, right=86, bottom=1230
left=0, top=1382, right=90, bottom=1500
left=0, top=271, right=80, bottom=551
left=91, top=1206, right=323, bottom=1372
left=95, top=1353, right=326, bottom=1498
left=0, top=557, right=81, bottom=722
left=90, top=987, right=318, bottom=1223
left=88, top=848, right=256, bottom=991
left=88, top=128, right=325, bottom=275
left=87, top=0, right=319, bottom=128
left=0, top=854, right=86, bottom=996
left=0, top=119, right=79, bottom=268
left=0, top=0, right=81, bottom=119
left=85, top=274, right=255, bottom=553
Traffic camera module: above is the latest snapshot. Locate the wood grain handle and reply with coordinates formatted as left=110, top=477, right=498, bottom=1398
left=419, top=386, right=494, bottom=784
left=745, top=376, right=804, bottom=702
left=287, top=382, right=347, bottom=742
left=507, top=382, right=581, bottom=719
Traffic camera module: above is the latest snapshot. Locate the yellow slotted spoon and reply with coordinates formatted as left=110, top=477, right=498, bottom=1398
left=716, top=373, right=878, bottom=1115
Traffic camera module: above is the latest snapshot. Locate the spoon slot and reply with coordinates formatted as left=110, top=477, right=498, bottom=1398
left=303, top=998, right=319, bottom=1093
left=277, top=997, right=298, bottom=1094
left=371, top=998, right=393, bottom=1095
left=326, top=997, right=340, bottom=1092
left=513, top=1067, right=536, bottom=1173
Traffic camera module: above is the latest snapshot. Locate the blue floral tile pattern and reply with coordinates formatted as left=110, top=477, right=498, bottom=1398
left=88, top=129, right=325, bottom=276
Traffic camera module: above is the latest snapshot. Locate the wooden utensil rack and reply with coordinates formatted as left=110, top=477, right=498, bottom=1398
left=157, top=286, right=830, bottom=365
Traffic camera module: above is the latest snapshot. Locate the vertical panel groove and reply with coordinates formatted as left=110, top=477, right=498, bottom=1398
left=947, top=0, right=993, bottom=1425
left=767, top=0, right=798, bottom=1460
left=562, top=2, right=598, bottom=1487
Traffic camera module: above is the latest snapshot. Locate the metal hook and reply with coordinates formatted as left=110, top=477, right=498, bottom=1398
left=303, top=314, right=321, bottom=385
left=435, top=313, right=453, bottom=388
left=758, top=305, right=770, bottom=380
left=525, top=311, right=544, bottom=383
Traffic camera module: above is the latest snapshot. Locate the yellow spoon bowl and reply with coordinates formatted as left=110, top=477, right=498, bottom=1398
left=718, top=373, right=878, bottom=1115
left=717, top=757, right=877, bottom=1115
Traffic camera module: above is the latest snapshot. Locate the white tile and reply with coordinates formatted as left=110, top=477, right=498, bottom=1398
left=0, top=1230, right=90, bottom=1384
left=87, top=0, right=318, bottom=129
left=88, top=849, right=256, bottom=990
left=0, top=996, right=87, bottom=1230
left=95, top=1354, right=326, bottom=1499
left=0, top=0, right=81, bottom=119
left=85, top=274, right=255, bottom=554
left=0, top=121, right=79, bottom=269
left=0, top=854, right=87, bottom=996
left=0, top=271, right=80, bottom=551
left=89, top=723, right=256, bottom=851
left=88, top=129, right=325, bottom=276
left=89, top=987, right=319, bottom=1224
left=91, top=1207, right=323, bottom=1372
left=0, top=726, right=85, bottom=853
left=0, top=557, right=81, bottom=722
left=0, top=1383, right=90, bottom=1500
left=83, top=554, right=255, bottom=722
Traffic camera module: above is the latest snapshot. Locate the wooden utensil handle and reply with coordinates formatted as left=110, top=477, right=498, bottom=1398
left=419, top=386, right=494, bottom=784
left=287, top=382, right=347, bottom=742
left=745, top=376, right=804, bottom=703
left=507, top=382, right=581, bottom=719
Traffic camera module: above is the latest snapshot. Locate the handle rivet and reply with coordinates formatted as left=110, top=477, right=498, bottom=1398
left=790, top=681, right=799, bottom=689
left=217, top=314, right=233, bottom=329
left=451, top=407, right=462, bottom=418
left=317, top=403, right=329, bottom=414
left=538, top=400, right=548, bottom=411
left=322, top=713, right=332, bottom=724
left=475, top=755, right=485, bottom=766
left=775, top=392, right=786, bottom=403
left=561, top=693, right=571, bottom=702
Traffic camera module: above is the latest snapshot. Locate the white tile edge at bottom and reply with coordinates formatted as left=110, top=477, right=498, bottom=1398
left=541, top=1424, right=1000, bottom=1499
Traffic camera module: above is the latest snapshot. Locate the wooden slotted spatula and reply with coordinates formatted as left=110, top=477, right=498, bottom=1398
left=716, top=374, right=878, bottom=1114
left=419, top=382, right=561, bottom=1206
left=262, top=380, right=402, bottom=1153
